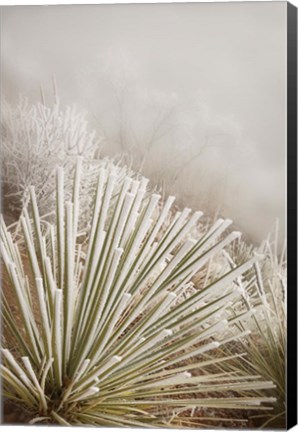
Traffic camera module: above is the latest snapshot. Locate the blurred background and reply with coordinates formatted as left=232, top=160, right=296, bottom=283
left=1, top=2, right=287, bottom=245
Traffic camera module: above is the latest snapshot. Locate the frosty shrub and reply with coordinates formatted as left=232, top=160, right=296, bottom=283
left=1, top=96, right=102, bottom=221
left=1, top=160, right=276, bottom=426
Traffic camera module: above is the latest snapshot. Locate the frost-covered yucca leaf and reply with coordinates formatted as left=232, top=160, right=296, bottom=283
left=1, top=160, right=276, bottom=426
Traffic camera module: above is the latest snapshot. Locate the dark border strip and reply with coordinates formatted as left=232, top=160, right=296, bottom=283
left=287, top=2, right=297, bottom=430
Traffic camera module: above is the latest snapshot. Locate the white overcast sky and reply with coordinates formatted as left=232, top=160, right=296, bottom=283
left=2, top=2, right=286, bottom=163
left=1, top=2, right=288, bottom=241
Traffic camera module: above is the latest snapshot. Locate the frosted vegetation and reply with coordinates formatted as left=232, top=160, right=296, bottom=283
left=0, top=96, right=286, bottom=427
left=1, top=96, right=101, bottom=219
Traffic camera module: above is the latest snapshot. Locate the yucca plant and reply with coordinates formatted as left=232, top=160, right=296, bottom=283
left=1, top=160, right=276, bottom=426
left=218, top=227, right=286, bottom=428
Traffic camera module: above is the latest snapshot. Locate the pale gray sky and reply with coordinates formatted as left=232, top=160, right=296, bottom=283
left=1, top=2, right=287, bottom=242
